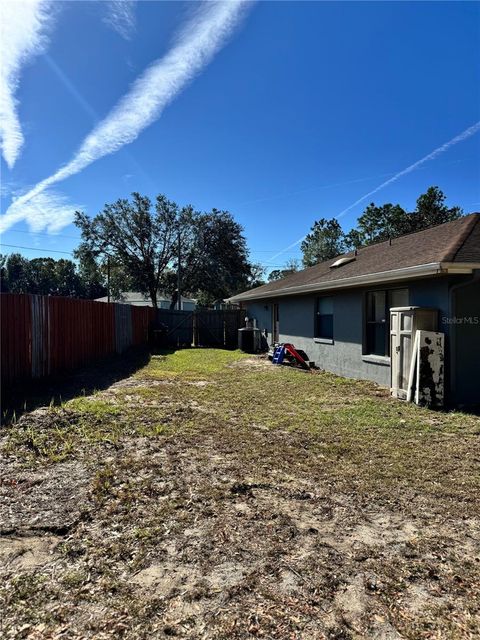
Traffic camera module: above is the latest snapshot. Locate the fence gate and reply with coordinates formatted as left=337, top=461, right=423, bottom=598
left=156, top=309, right=194, bottom=347
left=155, top=309, right=242, bottom=349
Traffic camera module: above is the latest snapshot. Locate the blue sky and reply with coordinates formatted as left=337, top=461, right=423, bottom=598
left=1, top=0, right=479, bottom=272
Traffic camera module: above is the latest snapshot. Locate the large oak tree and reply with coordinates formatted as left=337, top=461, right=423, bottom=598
left=75, top=193, right=187, bottom=308
left=162, top=208, right=255, bottom=307
left=75, top=192, right=255, bottom=308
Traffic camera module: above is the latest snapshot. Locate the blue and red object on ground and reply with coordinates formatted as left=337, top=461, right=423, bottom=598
left=271, top=343, right=310, bottom=370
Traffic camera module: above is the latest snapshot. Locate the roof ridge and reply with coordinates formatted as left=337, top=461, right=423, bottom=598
left=354, top=213, right=475, bottom=252
left=441, top=214, right=479, bottom=262
left=231, top=213, right=480, bottom=303
left=278, top=215, right=477, bottom=275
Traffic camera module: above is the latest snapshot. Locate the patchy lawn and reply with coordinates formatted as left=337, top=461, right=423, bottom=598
left=1, top=349, right=479, bottom=639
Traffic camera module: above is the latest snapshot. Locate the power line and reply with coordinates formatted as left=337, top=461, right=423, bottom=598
left=5, top=230, right=296, bottom=255
left=5, top=228, right=82, bottom=241
left=4, top=230, right=304, bottom=260
left=3, top=231, right=301, bottom=260
left=0, top=243, right=75, bottom=256
left=0, top=244, right=295, bottom=269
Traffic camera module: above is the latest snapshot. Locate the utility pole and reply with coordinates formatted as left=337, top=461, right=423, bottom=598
left=107, top=256, right=111, bottom=303
left=177, top=232, right=181, bottom=311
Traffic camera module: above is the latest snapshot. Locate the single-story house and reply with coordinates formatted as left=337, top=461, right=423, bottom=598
left=229, top=214, right=480, bottom=407
left=211, top=299, right=240, bottom=311
left=95, top=291, right=197, bottom=311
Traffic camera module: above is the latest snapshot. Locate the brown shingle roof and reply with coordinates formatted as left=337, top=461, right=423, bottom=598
left=232, top=213, right=480, bottom=302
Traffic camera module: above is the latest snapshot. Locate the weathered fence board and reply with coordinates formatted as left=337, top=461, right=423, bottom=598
left=132, top=306, right=153, bottom=346
left=1, top=294, right=242, bottom=386
left=1, top=294, right=154, bottom=386
left=1, top=294, right=31, bottom=382
left=31, top=295, right=49, bottom=378
left=115, top=303, right=133, bottom=354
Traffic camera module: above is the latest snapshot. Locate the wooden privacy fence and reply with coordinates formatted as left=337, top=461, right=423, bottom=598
left=155, top=308, right=243, bottom=349
left=1, top=293, right=155, bottom=386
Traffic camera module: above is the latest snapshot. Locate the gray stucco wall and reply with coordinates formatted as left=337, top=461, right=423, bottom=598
left=451, top=274, right=480, bottom=406
left=246, top=302, right=271, bottom=335
left=409, top=279, right=450, bottom=329
left=409, top=274, right=479, bottom=406
left=246, top=289, right=391, bottom=386
left=244, top=275, right=480, bottom=405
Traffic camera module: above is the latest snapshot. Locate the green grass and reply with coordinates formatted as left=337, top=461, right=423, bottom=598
left=4, top=395, right=125, bottom=462
left=2, top=348, right=480, bottom=639
left=3, top=348, right=479, bottom=509
left=66, top=397, right=121, bottom=417
left=144, top=348, right=249, bottom=378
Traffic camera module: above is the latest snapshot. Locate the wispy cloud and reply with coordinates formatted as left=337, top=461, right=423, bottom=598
left=1, top=0, right=251, bottom=232
left=267, top=121, right=480, bottom=264
left=0, top=0, right=53, bottom=168
left=0, top=190, right=81, bottom=234
left=103, top=0, right=136, bottom=40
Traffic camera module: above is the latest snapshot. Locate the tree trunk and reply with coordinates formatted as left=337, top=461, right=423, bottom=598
left=149, top=288, right=158, bottom=309
left=169, top=290, right=178, bottom=311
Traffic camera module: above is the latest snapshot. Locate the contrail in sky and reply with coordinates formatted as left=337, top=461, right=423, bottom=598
left=0, top=0, right=53, bottom=168
left=267, top=121, right=480, bottom=265
left=1, top=1, right=251, bottom=233
left=103, top=0, right=136, bottom=40
left=335, top=120, right=480, bottom=219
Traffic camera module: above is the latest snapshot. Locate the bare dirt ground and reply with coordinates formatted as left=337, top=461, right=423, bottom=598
left=1, top=350, right=479, bottom=639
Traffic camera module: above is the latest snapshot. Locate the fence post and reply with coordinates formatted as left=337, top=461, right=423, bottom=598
left=193, top=311, right=198, bottom=347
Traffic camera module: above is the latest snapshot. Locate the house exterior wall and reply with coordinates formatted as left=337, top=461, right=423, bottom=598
left=157, top=300, right=196, bottom=310
left=246, top=290, right=391, bottom=386
left=243, top=274, right=479, bottom=405
left=450, top=274, right=480, bottom=406
left=96, top=294, right=196, bottom=310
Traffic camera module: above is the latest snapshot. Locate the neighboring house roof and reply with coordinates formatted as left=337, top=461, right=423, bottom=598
left=95, top=291, right=196, bottom=306
left=229, top=213, right=480, bottom=302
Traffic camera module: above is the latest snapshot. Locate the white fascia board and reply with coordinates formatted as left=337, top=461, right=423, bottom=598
left=230, top=262, right=449, bottom=302
left=440, top=262, right=480, bottom=274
